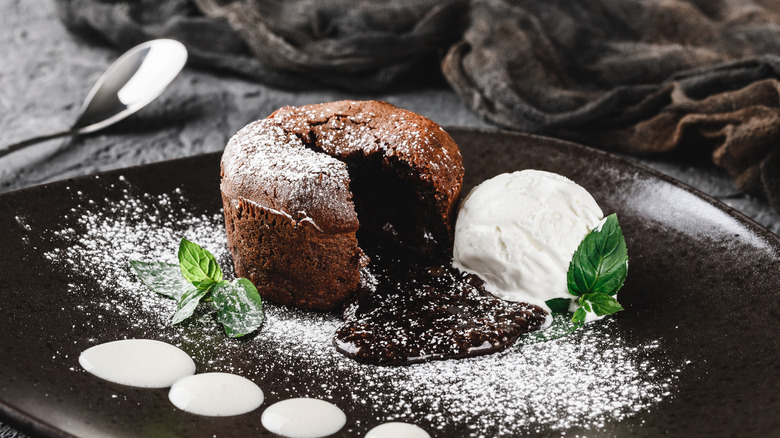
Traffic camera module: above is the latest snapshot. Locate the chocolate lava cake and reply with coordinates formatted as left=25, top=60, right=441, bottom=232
left=220, top=100, right=464, bottom=310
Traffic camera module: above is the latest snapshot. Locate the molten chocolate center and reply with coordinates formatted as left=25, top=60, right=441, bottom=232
left=334, top=238, right=548, bottom=366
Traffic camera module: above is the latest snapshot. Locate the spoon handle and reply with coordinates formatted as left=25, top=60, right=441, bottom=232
left=0, top=130, right=74, bottom=159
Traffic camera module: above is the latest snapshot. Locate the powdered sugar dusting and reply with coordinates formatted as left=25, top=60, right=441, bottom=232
left=222, top=119, right=358, bottom=228
left=44, top=183, right=683, bottom=436
left=45, top=186, right=227, bottom=329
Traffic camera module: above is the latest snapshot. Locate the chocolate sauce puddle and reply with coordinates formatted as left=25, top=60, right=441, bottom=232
left=334, top=238, right=548, bottom=366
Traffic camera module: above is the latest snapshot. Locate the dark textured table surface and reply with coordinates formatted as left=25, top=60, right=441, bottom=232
left=2, top=1, right=779, bottom=437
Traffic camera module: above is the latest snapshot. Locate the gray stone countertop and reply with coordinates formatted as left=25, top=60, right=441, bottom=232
left=1, top=1, right=779, bottom=437
left=4, top=1, right=780, bottom=236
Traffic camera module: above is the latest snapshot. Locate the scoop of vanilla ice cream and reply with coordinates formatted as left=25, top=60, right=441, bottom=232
left=452, top=170, right=603, bottom=310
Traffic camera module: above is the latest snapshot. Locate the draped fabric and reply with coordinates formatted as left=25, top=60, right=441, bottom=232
left=55, top=0, right=780, bottom=212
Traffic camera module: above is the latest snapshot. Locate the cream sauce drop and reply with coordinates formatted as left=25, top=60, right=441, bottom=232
left=365, top=422, right=430, bottom=438
left=168, top=372, right=264, bottom=416
left=79, top=339, right=195, bottom=388
left=261, top=398, right=346, bottom=438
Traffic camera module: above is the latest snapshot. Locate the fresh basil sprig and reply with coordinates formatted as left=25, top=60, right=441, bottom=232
left=131, top=238, right=263, bottom=337
left=178, top=238, right=223, bottom=288
left=545, top=213, right=628, bottom=324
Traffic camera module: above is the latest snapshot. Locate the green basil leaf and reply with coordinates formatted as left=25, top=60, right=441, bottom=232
left=211, top=278, right=264, bottom=338
left=581, top=292, right=624, bottom=316
left=515, top=313, right=579, bottom=346
left=178, top=238, right=223, bottom=289
left=579, top=299, right=592, bottom=313
left=571, top=307, right=587, bottom=324
left=129, top=260, right=190, bottom=300
left=567, top=213, right=628, bottom=296
left=545, top=298, right=572, bottom=314
left=172, top=287, right=209, bottom=324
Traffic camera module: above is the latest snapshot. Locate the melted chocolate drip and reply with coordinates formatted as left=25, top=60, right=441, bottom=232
left=334, top=239, right=548, bottom=366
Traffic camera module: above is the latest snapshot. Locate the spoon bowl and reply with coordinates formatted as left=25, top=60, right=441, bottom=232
left=0, top=39, right=188, bottom=158
left=75, top=39, right=188, bottom=134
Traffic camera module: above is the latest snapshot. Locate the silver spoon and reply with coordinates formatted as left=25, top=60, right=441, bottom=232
left=0, top=39, right=188, bottom=159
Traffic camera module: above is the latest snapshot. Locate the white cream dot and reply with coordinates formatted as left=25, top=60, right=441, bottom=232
left=261, top=398, right=346, bottom=438
left=79, top=339, right=194, bottom=388
left=168, top=372, right=264, bottom=416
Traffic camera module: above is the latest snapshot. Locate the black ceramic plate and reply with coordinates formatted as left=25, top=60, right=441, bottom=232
left=1, top=128, right=779, bottom=438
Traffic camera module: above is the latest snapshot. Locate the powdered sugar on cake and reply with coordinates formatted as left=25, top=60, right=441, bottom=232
left=222, top=120, right=355, bottom=229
